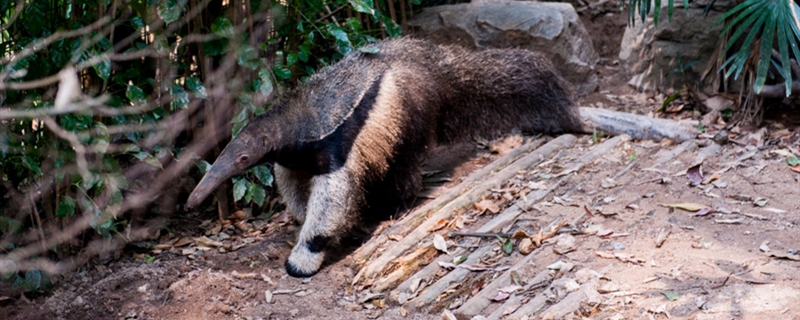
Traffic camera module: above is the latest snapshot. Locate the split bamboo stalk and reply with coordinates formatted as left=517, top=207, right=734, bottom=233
left=351, top=138, right=548, bottom=269
left=353, top=136, right=571, bottom=285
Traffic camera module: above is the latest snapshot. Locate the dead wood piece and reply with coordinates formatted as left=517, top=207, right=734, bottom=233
left=401, top=135, right=627, bottom=312
left=409, top=245, right=494, bottom=308
left=352, top=138, right=547, bottom=268
left=388, top=254, right=453, bottom=304
left=506, top=292, right=548, bottom=320
left=353, top=135, right=573, bottom=284
left=580, top=107, right=699, bottom=142
left=370, top=244, right=438, bottom=292
left=486, top=269, right=554, bottom=320
left=453, top=216, right=568, bottom=318
left=690, top=143, right=722, bottom=167
left=480, top=134, right=630, bottom=235
left=539, top=279, right=600, bottom=320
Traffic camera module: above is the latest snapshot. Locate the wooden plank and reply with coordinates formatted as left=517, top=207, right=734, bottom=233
left=353, top=135, right=576, bottom=285
left=351, top=137, right=548, bottom=269
left=454, top=135, right=630, bottom=318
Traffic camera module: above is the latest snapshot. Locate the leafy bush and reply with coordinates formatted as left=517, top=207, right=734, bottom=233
left=627, top=0, right=800, bottom=99
left=0, top=0, right=408, bottom=281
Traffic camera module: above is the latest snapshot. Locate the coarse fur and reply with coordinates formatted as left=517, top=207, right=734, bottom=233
left=186, top=37, right=583, bottom=277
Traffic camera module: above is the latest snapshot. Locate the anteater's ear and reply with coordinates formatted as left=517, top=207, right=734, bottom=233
left=294, top=57, right=388, bottom=142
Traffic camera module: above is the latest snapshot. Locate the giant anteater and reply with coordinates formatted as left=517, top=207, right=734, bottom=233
left=187, top=38, right=583, bottom=277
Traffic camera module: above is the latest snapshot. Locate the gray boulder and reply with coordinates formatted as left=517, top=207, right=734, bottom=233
left=409, top=0, right=599, bottom=96
left=619, top=1, right=735, bottom=93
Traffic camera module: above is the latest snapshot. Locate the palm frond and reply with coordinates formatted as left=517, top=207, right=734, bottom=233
left=717, top=0, right=800, bottom=97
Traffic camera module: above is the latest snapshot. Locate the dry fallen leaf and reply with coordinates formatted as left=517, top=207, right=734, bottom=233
left=474, top=199, right=501, bottom=214
left=660, top=202, right=709, bottom=212
left=194, top=236, right=223, bottom=248
left=518, top=238, right=534, bottom=255
left=428, top=219, right=449, bottom=232
left=689, top=207, right=716, bottom=217
left=433, top=234, right=450, bottom=255
left=655, top=225, right=671, bottom=248
left=686, top=163, right=703, bottom=186
left=715, top=218, right=742, bottom=224
left=490, top=291, right=511, bottom=302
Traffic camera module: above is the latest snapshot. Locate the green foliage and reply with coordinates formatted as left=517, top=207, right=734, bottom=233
left=0, top=0, right=406, bottom=273
left=715, top=0, right=800, bottom=96
left=627, top=0, right=800, bottom=98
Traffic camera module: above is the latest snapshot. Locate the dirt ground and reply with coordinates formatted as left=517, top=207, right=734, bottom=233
left=4, top=5, right=800, bottom=320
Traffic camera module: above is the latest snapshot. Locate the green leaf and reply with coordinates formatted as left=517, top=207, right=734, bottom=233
left=359, top=46, right=379, bottom=54
left=754, top=5, right=778, bottom=94
left=126, top=85, right=146, bottom=105
left=56, top=196, right=77, bottom=217
left=233, top=178, right=248, bottom=202
left=171, top=84, right=189, bottom=110
left=21, top=156, right=42, bottom=176
left=251, top=184, right=266, bottom=206
left=93, top=53, right=111, bottom=80
left=659, top=88, right=685, bottom=112
left=503, top=239, right=514, bottom=255
left=130, top=16, right=145, bottom=29
left=133, top=152, right=163, bottom=169
left=23, top=270, right=42, bottom=292
left=237, top=45, right=259, bottom=70
left=454, top=254, right=468, bottom=265
left=144, top=255, right=156, bottom=263
left=23, top=1, right=46, bottom=36
left=157, top=0, right=186, bottom=25
left=297, top=51, right=309, bottom=62
left=273, top=65, right=291, bottom=81
left=212, top=17, right=235, bottom=38
left=287, top=53, right=298, bottom=65
left=787, top=156, right=799, bottom=166
left=196, top=160, right=212, bottom=175
left=348, top=0, right=375, bottom=15
left=0, top=259, right=18, bottom=280
left=257, top=69, right=274, bottom=96
left=186, top=77, right=208, bottom=99
left=661, top=291, right=679, bottom=301
left=250, top=166, right=274, bottom=186
left=326, top=24, right=353, bottom=54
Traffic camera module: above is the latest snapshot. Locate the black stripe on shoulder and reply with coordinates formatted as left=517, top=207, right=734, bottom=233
left=276, top=72, right=385, bottom=175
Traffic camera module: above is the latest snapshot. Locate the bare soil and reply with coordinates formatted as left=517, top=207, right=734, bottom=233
left=4, top=5, right=800, bottom=320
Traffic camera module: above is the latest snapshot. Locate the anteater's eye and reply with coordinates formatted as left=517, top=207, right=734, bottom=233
left=238, top=155, right=250, bottom=164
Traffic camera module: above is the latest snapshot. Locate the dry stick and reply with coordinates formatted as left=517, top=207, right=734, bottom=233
left=386, top=0, right=397, bottom=26
left=454, top=135, right=630, bottom=318
left=352, top=136, right=561, bottom=284
left=398, top=0, right=407, bottom=34
left=351, top=137, right=548, bottom=269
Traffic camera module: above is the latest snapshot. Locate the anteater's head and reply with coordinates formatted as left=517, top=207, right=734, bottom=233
left=186, top=123, right=272, bottom=209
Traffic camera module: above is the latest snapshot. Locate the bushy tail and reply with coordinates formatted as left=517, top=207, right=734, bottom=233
left=435, top=47, right=584, bottom=144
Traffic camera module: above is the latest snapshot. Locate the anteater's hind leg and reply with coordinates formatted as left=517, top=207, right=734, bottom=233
left=274, top=164, right=312, bottom=224
left=284, top=167, right=361, bottom=277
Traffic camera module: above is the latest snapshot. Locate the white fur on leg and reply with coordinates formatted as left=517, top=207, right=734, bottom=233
left=285, top=243, right=325, bottom=277
left=275, top=164, right=312, bottom=224
left=284, top=168, right=359, bottom=277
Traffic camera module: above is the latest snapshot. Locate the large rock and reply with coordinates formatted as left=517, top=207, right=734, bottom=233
left=409, top=0, right=599, bottom=96
left=619, top=1, right=735, bottom=93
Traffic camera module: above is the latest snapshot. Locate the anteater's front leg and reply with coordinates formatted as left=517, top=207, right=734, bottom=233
left=284, top=167, right=361, bottom=277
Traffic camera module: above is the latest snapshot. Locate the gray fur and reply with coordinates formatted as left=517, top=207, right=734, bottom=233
left=187, top=38, right=583, bottom=277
